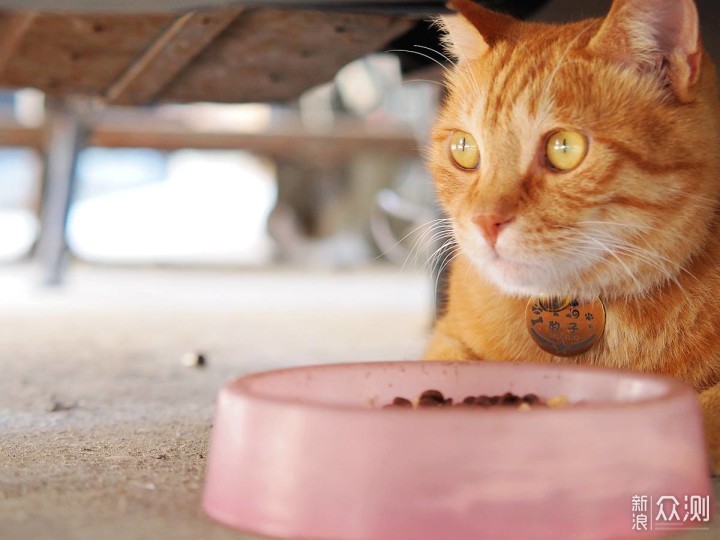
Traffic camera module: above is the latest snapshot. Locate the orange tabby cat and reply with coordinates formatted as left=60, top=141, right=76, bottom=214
left=426, top=0, right=720, bottom=470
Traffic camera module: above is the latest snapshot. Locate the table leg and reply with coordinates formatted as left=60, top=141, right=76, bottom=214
left=34, top=99, right=88, bottom=286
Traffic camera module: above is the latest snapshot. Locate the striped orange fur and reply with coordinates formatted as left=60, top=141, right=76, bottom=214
left=426, top=0, right=720, bottom=471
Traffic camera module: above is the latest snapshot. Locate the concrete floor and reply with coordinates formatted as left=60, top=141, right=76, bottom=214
left=0, top=264, right=431, bottom=539
left=1, top=263, right=718, bottom=539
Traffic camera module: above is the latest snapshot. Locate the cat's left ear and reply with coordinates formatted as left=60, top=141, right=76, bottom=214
left=588, top=0, right=702, bottom=102
left=439, top=0, right=518, bottom=63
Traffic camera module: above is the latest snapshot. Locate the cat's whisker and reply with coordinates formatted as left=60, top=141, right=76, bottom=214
left=432, top=243, right=460, bottom=274
left=374, top=217, right=451, bottom=264
left=547, top=243, right=613, bottom=289
left=575, top=222, right=678, bottom=248
left=602, top=242, right=692, bottom=299
left=550, top=243, right=606, bottom=265
left=413, top=224, right=452, bottom=260
left=427, top=246, right=460, bottom=295
left=573, top=225, right=678, bottom=263
left=401, top=79, right=445, bottom=88
left=576, top=220, right=653, bottom=231
left=571, top=228, right=699, bottom=298
left=663, top=188, right=720, bottom=209
left=386, top=49, right=450, bottom=74
left=581, top=223, right=689, bottom=246
left=592, top=237, right=699, bottom=289
left=432, top=246, right=461, bottom=319
left=553, top=243, right=637, bottom=292
left=580, top=220, right=698, bottom=249
left=414, top=226, right=455, bottom=259
left=573, top=233, right=644, bottom=291
left=405, top=225, right=456, bottom=270
left=581, top=239, right=679, bottom=284
left=414, top=44, right=456, bottom=67
left=398, top=219, right=455, bottom=270
left=423, top=237, right=459, bottom=274
left=580, top=229, right=695, bottom=273
left=429, top=237, right=459, bottom=267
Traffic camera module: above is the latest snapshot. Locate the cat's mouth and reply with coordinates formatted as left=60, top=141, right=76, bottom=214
left=485, top=255, right=584, bottom=297
left=459, top=228, right=589, bottom=297
left=463, top=241, right=540, bottom=290
left=485, top=254, right=548, bottom=291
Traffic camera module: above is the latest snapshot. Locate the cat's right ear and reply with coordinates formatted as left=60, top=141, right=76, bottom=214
left=587, top=0, right=701, bottom=102
left=439, top=0, right=517, bottom=63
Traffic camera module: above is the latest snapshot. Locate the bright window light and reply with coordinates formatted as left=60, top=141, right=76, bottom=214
left=68, top=149, right=276, bottom=265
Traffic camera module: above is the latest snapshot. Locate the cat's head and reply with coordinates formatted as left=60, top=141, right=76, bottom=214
left=431, top=0, right=720, bottom=300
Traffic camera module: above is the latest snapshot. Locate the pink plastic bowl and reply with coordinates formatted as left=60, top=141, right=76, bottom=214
left=203, top=361, right=711, bottom=539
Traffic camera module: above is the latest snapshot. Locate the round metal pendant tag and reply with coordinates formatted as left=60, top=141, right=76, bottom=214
left=525, top=296, right=606, bottom=357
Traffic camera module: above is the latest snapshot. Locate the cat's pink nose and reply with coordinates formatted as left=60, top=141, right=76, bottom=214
left=472, top=213, right=514, bottom=248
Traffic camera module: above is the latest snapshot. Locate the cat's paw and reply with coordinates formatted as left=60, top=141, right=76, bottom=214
left=424, top=325, right=480, bottom=361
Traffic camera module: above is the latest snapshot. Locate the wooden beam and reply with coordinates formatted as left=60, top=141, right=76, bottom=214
left=0, top=121, right=418, bottom=161
left=0, top=13, right=38, bottom=78
left=88, top=129, right=418, bottom=162
left=105, top=6, right=244, bottom=105
left=0, top=123, right=43, bottom=148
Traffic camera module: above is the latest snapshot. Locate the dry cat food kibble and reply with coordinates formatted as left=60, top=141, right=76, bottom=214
left=382, top=390, right=569, bottom=410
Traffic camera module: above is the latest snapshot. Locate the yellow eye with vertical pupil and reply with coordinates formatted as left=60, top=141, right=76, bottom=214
left=546, top=130, right=588, bottom=171
left=449, top=131, right=480, bottom=170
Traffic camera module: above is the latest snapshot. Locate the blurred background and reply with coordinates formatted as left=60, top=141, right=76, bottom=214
left=1, top=72, right=437, bottom=273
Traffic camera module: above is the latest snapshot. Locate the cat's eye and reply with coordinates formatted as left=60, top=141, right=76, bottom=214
left=545, top=130, right=588, bottom=171
left=449, top=131, right=480, bottom=170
